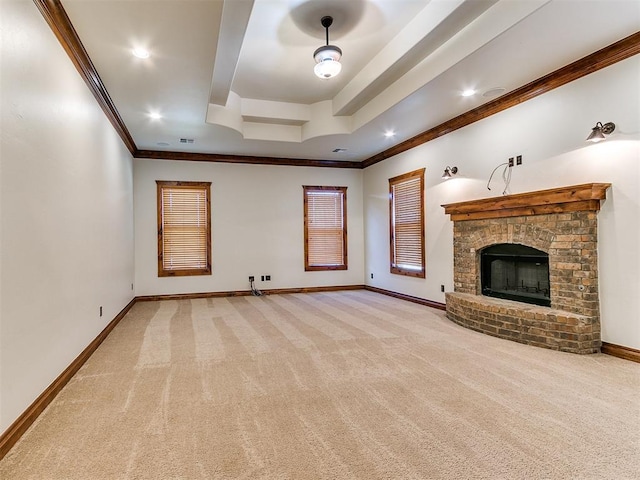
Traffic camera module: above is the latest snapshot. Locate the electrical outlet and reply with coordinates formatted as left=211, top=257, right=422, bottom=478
left=441, top=285, right=445, bottom=292
left=516, top=155, right=522, bottom=165
left=371, top=273, right=374, bottom=279
left=261, top=275, right=265, bottom=281
left=508, top=157, right=514, bottom=167
left=249, top=276, right=254, bottom=282
left=99, top=306, right=103, bottom=317
left=266, top=275, right=271, bottom=281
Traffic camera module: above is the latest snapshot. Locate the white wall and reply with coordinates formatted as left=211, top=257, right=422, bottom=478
left=1, top=0, right=637, bottom=441
left=134, top=160, right=364, bottom=296
left=0, top=1, right=135, bottom=432
left=364, top=56, right=640, bottom=350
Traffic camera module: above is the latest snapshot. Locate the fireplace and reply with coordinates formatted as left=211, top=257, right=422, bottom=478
left=481, top=244, right=550, bottom=307
left=442, top=183, right=610, bottom=354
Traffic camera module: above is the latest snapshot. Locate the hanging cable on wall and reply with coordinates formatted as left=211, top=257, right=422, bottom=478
left=487, top=161, right=513, bottom=195
left=250, top=277, right=263, bottom=296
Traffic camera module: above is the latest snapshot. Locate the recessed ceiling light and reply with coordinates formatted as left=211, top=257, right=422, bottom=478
left=384, top=130, right=395, bottom=138
left=461, top=89, right=476, bottom=97
left=148, top=112, right=162, bottom=120
left=132, top=48, right=150, bottom=59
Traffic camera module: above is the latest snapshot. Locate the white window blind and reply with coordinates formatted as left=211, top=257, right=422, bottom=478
left=389, top=169, right=425, bottom=277
left=304, top=186, right=347, bottom=271
left=157, top=181, right=211, bottom=276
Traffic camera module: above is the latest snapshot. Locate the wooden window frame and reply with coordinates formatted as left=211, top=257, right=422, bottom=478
left=157, top=181, right=212, bottom=277
left=303, top=186, right=348, bottom=271
left=389, top=168, right=425, bottom=278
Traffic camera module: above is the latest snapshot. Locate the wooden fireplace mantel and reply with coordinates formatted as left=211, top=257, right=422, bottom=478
left=442, top=183, right=611, bottom=221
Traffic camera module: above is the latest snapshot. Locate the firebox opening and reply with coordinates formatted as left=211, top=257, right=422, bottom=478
left=481, top=244, right=550, bottom=307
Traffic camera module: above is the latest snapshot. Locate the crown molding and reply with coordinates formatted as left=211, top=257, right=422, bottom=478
left=362, top=31, right=640, bottom=168
left=134, top=150, right=363, bottom=169
left=33, top=0, right=137, bottom=155
left=34, top=0, right=639, bottom=169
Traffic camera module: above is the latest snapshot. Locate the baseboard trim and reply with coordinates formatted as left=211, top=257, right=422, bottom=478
left=10, top=286, right=630, bottom=464
left=1, top=284, right=440, bottom=459
left=3, top=290, right=636, bottom=463
left=135, top=284, right=365, bottom=302
left=0, top=298, right=136, bottom=460
left=364, top=285, right=446, bottom=311
left=601, top=342, right=640, bottom=363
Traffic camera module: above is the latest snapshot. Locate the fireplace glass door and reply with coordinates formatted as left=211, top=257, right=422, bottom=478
left=481, top=244, right=550, bottom=307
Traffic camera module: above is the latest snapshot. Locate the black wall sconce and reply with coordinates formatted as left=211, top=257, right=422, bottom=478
left=442, top=166, right=458, bottom=180
left=586, top=122, right=615, bottom=143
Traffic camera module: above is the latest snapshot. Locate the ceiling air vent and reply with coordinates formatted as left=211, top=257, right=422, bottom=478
left=179, top=138, right=195, bottom=144
left=482, top=87, right=506, bottom=98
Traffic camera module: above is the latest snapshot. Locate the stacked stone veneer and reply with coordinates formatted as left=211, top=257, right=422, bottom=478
left=443, top=184, right=609, bottom=354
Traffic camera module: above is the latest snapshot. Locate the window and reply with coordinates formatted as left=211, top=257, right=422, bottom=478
left=389, top=168, right=425, bottom=278
left=157, top=181, right=211, bottom=277
left=303, top=186, right=348, bottom=271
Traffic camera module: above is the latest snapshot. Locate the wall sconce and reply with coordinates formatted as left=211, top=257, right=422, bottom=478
left=586, top=122, right=615, bottom=143
left=442, top=166, right=458, bottom=180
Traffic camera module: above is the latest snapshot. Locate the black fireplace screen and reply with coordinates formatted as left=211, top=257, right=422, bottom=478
left=481, top=244, right=550, bottom=307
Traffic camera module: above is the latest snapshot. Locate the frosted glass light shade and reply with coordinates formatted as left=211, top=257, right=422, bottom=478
left=313, top=45, right=342, bottom=79
left=314, top=59, right=342, bottom=79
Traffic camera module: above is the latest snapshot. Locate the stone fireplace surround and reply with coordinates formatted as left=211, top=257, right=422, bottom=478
left=442, top=183, right=610, bottom=354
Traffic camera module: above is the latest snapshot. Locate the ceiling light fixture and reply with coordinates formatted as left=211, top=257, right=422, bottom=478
left=442, top=166, right=458, bottom=180
left=313, top=16, right=342, bottom=79
left=461, top=89, right=476, bottom=97
left=132, top=48, right=150, bottom=59
left=384, top=130, right=395, bottom=138
left=148, top=112, right=162, bottom=120
left=586, top=121, right=615, bottom=143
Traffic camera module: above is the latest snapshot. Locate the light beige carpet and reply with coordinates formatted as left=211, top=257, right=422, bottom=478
left=1, top=290, right=639, bottom=479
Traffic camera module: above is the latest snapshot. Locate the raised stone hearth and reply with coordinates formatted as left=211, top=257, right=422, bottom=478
left=442, top=183, right=610, bottom=354
left=446, top=293, right=596, bottom=353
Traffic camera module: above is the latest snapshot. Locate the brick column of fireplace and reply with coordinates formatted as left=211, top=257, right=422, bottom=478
left=442, top=183, right=610, bottom=354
